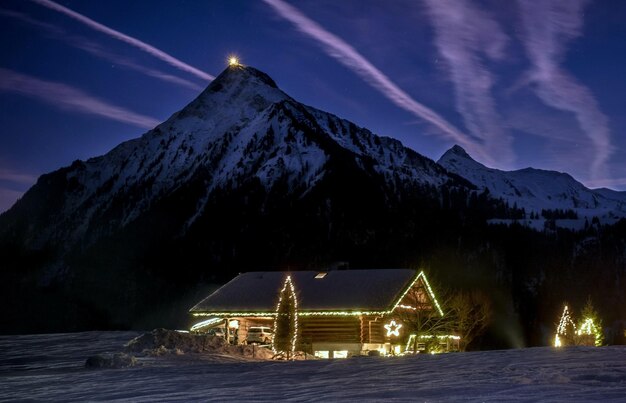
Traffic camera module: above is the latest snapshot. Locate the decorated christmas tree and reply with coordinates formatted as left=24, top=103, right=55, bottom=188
left=576, top=297, right=603, bottom=346
left=272, top=275, right=299, bottom=359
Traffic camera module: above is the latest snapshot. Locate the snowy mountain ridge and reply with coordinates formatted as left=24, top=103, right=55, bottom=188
left=438, top=145, right=626, bottom=223
left=3, top=65, right=459, bottom=248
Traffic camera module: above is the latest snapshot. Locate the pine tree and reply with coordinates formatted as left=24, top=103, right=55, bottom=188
left=272, top=275, right=299, bottom=359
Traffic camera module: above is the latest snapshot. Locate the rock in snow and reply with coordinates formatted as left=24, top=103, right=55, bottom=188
left=124, top=328, right=273, bottom=359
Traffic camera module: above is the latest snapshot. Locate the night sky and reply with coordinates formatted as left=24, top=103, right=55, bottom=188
left=1, top=0, right=626, bottom=212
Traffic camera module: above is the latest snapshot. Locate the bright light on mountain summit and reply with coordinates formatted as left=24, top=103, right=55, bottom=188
left=228, top=56, right=240, bottom=66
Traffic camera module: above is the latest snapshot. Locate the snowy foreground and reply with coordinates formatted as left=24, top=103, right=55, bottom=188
left=1, top=332, right=626, bottom=402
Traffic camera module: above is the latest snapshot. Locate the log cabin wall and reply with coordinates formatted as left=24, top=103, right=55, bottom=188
left=300, top=316, right=361, bottom=348
left=396, top=277, right=434, bottom=310
left=361, top=315, right=386, bottom=344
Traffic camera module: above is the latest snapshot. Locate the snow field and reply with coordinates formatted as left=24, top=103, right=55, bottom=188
left=1, top=331, right=625, bottom=401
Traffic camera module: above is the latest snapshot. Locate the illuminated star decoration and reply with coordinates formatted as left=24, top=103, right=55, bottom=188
left=384, top=320, right=403, bottom=337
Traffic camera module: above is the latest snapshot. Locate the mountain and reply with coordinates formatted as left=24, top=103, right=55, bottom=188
left=2, top=65, right=624, bottom=342
left=438, top=145, right=626, bottom=224
left=1, top=66, right=460, bottom=253
left=0, top=65, right=481, bottom=333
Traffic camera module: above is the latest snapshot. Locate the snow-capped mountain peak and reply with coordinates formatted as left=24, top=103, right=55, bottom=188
left=1, top=65, right=461, bottom=248
left=438, top=144, right=626, bottom=223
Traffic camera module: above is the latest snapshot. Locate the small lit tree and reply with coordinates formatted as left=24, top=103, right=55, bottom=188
left=577, top=296, right=603, bottom=346
left=272, top=275, right=299, bottom=360
left=554, top=304, right=576, bottom=347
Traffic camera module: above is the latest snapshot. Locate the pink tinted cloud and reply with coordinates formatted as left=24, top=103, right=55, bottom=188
left=0, top=169, right=37, bottom=185
left=422, top=0, right=514, bottom=166
left=517, top=0, right=612, bottom=181
left=30, top=0, right=214, bottom=82
left=0, top=68, right=160, bottom=129
left=262, top=0, right=491, bottom=163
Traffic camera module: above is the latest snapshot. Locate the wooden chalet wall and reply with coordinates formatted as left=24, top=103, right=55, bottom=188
left=361, top=315, right=385, bottom=344
left=299, top=316, right=360, bottom=351
left=395, top=277, right=436, bottom=313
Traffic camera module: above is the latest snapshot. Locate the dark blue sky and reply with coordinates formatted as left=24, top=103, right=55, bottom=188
left=1, top=0, right=625, bottom=212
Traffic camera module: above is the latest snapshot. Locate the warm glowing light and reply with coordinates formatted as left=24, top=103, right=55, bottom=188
left=554, top=334, right=562, bottom=347
left=228, top=56, right=239, bottom=66
left=554, top=304, right=576, bottom=347
left=314, top=351, right=329, bottom=359
left=556, top=305, right=575, bottom=335
left=576, top=317, right=602, bottom=346
left=333, top=350, right=349, bottom=359
left=405, top=334, right=461, bottom=351
left=190, top=317, right=222, bottom=332
left=384, top=320, right=403, bottom=337
left=577, top=318, right=596, bottom=335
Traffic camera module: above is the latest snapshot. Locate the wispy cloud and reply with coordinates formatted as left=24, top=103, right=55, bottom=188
left=262, top=0, right=492, bottom=163
left=1, top=9, right=203, bottom=92
left=422, top=0, right=514, bottom=166
left=0, top=168, right=37, bottom=185
left=0, top=68, right=160, bottom=129
left=517, top=0, right=612, bottom=181
left=29, top=0, right=214, bottom=82
left=75, top=40, right=205, bottom=92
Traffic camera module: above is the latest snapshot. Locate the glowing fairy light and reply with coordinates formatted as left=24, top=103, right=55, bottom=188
left=554, top=305, right=576, bottom=347
left=191, top=270, right=444, bottom=324
left=384, top=320, right=402, bottom=337
left=391, top=271, right=444, bottom=316
left=556, top=305, right=575, bottom=335
left=577, top=317, right=602, bottom=346
left=577, top=318, right=596, bottom=335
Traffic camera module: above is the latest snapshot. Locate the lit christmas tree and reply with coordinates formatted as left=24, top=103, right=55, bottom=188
left=272, top=275, right=299, bottom=359
left=577, top=297, right=603, bottom=346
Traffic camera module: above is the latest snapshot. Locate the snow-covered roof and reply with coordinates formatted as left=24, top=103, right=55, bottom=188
left=189, top=269, right=418, bottom=314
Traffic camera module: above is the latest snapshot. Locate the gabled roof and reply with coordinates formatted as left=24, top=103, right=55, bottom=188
left=190, top=269, right=421, bottom=315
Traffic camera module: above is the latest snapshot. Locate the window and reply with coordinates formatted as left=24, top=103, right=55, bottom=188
left=332, top=350, right=348, bottom=359
left=314, top=351, right=329, bottom=359
left=315, top=272, right=327, bottom=279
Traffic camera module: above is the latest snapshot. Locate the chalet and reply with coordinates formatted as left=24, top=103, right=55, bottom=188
left=189, top=269, right=447, bottom=357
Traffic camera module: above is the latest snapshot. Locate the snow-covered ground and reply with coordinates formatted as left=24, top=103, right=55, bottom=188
left=1, top=331, right=625, bottom=401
